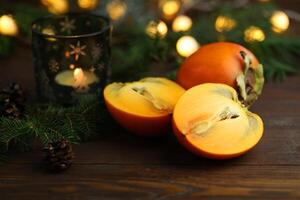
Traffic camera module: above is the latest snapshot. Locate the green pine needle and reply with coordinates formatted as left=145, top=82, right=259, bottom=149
left=0, top=96, right=107, bottom=161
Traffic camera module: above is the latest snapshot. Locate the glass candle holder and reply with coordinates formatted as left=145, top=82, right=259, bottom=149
left=32, top=13, right=111, bottom=104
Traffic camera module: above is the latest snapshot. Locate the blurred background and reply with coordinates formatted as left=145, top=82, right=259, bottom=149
left=0, top=0, right=299, bottom=94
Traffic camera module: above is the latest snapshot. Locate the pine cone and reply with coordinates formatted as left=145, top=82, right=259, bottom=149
left=0, top=83, right=26, bottom=118
left=43, top=139, right=74, bottom=172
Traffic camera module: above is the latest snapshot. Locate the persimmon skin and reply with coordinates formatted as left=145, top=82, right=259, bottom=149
left=103, top=77, right=185, bottom=137
left=172, top=119, right=258, bottom=159
left=176, top=42, right=260, bottom=89
left=104, top=98, right=170, bottom=137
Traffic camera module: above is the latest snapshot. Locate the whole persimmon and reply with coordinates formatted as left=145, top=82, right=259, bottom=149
left=104, top=77, right=185, bottom=137
left=176, top=42, right=264, bottom=106
left=172, top=83, right=264, bottom=159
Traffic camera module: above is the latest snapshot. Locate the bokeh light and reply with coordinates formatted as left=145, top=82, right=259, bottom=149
left=244, top=26, right=265, bottom=42
left=42, top=27, right=56, bottom=41
left=41, top=0, right=69, bottom=14
left=215, top=15, right=236, bottom=33
left=176, top=35, right=199, bottom=57
left=106, top=0, right=127, bottom=21
left=77, top=0, right=98, bottom=10
left=160, top=0, right=181, bottom=16
left=146, top=20, right=168, bottom=39
left=0, top=15, right=18, bottom=36
left=172, top=15, right=192, bottom=32
left=270, top=11, right=289, bottom=33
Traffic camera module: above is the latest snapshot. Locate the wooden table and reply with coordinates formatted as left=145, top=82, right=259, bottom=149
left=0, top=44, right=300, bottom=200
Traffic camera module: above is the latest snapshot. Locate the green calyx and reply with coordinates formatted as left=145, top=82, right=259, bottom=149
left=236, top=51, right=264, bottom=107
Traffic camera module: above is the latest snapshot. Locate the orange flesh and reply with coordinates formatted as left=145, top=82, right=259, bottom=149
left=173, top=83, right=263, bottom=158
left=104, top=77, right=185, bottom=136
left=104, top=77, right=185, bottom=117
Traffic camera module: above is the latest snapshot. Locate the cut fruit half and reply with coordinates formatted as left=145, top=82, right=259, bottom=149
left=104, top=77, right=185, bottom=137
left=172, top=83, right=264, bottom=159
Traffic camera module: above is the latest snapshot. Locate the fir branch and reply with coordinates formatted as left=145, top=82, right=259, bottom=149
left=0, top=96, right=107, bottom=162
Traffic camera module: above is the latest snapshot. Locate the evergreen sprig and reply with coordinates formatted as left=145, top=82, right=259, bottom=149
left=111, top=1, right=300, bottom=81
left=1, top=1, right=300, bottom=80
left=0, top=96, right=108, bottom=161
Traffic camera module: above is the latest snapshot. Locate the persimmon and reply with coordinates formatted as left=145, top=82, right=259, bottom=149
left=104, top=77, right=185, bottom=137
left=172, top=83, right=264, bottom=159
left=176, top=42, right=264, bottom=106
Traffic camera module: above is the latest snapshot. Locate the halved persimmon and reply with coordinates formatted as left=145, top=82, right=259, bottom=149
left=172, top=83, right=264, bottom=159
left=104, top=77, right=185, bottom=137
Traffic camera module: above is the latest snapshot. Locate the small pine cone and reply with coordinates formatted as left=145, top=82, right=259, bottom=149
left=2, top=98, right=22, bottom=118
left=43, top=139, right=74, bottom=172
left=0, top=83, right=26, bottom=118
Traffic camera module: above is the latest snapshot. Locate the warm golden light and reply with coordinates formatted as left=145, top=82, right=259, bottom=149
left=77, top=0, right=98, bottom=10
left=244, top=26, right=265, bottom=42
left=172, top=15, right=192, bottom=32
left=106, top=0, right=127, bottom=21
left=146, top=20, right=168, bottom=39
left=176, top=35, right=199, bottom=57
left=215, top=15, right=236, bottom=33
left=42, top=27, right=56, bottom=41
left=41, top=0, right=69, bottom=14
left=0, top=15, right=18, bottom=36
left=42, top=27, right=55, bottom=35
left=270, top=11, right=289, bottom=33
left=69, top=64, right=75, bottom=69
left=160, top=0, right=181, bottom=16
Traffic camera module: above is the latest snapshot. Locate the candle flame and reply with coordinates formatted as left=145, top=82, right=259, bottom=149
left=73, top=68, right=89, bottom=93
left=74, top=68, right=84, bottom=78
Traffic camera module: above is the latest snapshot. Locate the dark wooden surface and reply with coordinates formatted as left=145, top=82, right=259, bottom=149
left=1, top=0, right=300, bottom=197
left=0, top=44, right=300, bottom=200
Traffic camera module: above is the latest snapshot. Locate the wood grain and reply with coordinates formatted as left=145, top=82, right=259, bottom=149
left=0, top=70, right=300, bottom=200
left=1, top=2, right=300, bottom=198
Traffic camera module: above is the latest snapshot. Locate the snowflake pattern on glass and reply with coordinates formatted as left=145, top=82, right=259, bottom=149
left=91, top=45, right=102, bottom=59
left=69, top=41, right=87, bottom=61
left=48, top=59, right=60, bottom=72
left=97, top=63, right=105, bottom=71
left=89, top=66, right=96, bottom=72
left=32, top=13, right=111, bottom=104
left=60, top=17, right=76, bottom=35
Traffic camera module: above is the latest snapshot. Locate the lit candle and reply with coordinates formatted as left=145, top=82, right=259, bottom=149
left=73, top=68, right=88, bottom=92
left=0, top=15, right=18, bottom=36
left=55, top=68, right=99, bottom=93
left=176, top=35, right=199, bottom=57
left=172, top=15, right=192, bottom=32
